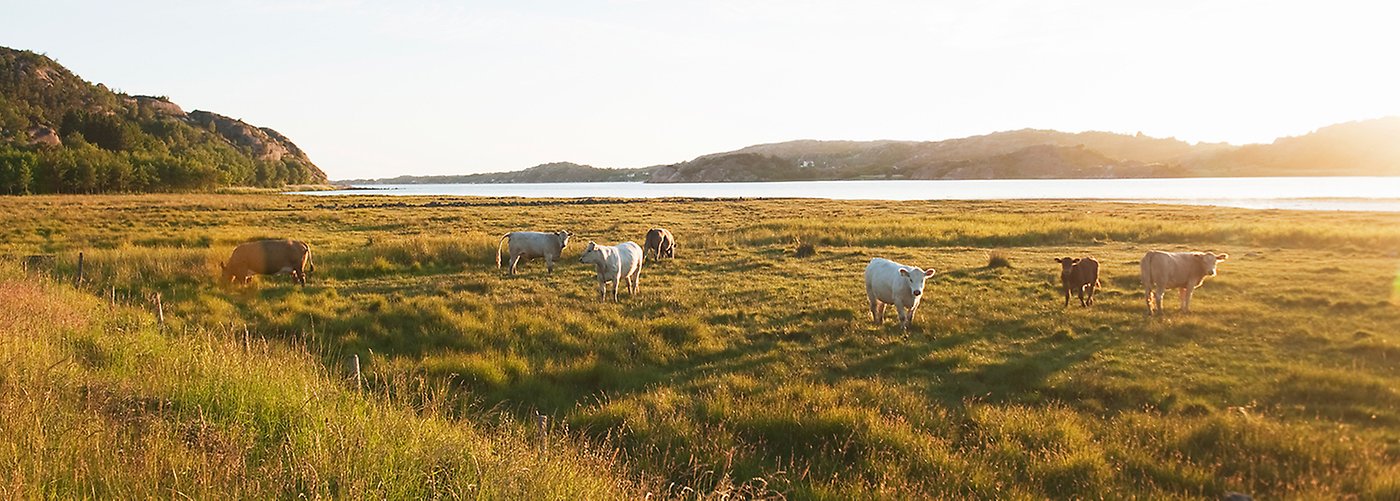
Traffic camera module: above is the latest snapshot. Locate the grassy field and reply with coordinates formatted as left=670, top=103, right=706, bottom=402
left=3, top=194, right=1400, bottom=498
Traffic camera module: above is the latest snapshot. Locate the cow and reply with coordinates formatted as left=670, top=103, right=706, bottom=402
left=864, top=257, right=936, bottom=332
left=496, top=230, right=572, bottom=275
left=221, top=239, right=314, bottom=286
left=1140, top=250, right=1229, bottom=315
left=1054, top=256, right=1100, bottom=307
left=578, top=241, right=643, bottom=302
left=643, top=228, right=676, bottom=262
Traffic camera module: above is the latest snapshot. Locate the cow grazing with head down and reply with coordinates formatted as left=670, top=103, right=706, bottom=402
left=865, top=257, right=937, bottom=332
left=1054, top=256, right=1100, bottom=307
left=496, top=230, right=572, bottom=275
left=1140, top=250, right=1229, bottom=315
left=579, top=241, right=643, bottom=302
left=221, top=239, right=314, bottom=286
left=643, top=228, right=676, bottom=262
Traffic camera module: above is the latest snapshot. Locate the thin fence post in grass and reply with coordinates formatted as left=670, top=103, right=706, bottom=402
left=535, top=411, right=549, bottom=451
left=347, top=354, right=362, bottom=390
left=75, top=251, right=84, bottom=286
left=153, top=292, right=165, bottom=328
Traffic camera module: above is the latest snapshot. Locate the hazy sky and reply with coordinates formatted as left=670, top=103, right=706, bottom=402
left=4, top=1, right=1398, bottom=179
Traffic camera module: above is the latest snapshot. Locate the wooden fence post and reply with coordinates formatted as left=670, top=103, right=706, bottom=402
left=154, top=292, right=165, bottom=328
left=347, top=354, right=362, bottom=390
left=75, top=252, right=84, bottom=286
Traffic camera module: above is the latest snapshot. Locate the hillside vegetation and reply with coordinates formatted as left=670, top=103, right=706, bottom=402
left=4, top=194, right=1399, bottom=498
left=0, top=47, right=326, bottom=194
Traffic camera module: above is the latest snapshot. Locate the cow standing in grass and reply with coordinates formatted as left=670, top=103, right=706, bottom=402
left=1055, top=256, right=1100, bottom=307
left=222, top=239, right=314, bottom=286
left=864, top=258, right=936, bottom=331
left=643, top=228, right=676, bottom=262
left=496, top=230, right=572, bottom=275
left=1140, top=250, right=1228, bottom=315
left=579, top=241, right=643, bottom=302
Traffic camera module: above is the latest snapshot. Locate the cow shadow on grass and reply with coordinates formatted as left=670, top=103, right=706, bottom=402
left=829, top=316, right=1121, bottom=409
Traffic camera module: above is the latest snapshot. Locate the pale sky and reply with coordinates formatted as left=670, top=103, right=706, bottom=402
left=4, top=1, right=1398, bottom=179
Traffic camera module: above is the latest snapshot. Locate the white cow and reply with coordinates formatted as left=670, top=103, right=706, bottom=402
left=1140, top=250, right=1229, bottom=315
left=496, top=230, right=572, bottom=275
left=579, top=241, right=643, bottom=302
left=865, top=258, right=937, bottom=331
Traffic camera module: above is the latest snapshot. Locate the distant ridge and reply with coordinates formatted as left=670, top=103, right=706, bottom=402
left=339, top=162, right=650, bottom=185
left=342, top=118, right=1400, bottom=184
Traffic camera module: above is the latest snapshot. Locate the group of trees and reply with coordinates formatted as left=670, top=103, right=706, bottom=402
left=0, top=130, right=319, bottom=195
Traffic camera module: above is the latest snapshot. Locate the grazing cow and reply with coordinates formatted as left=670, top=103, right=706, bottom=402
left=496, top=230, right=572, bottom=275
left=864, top=258, right=937, bottom=331
left=578, top=241, right=643, bottom=302
left=1054, top=256, right=1100, bottom=307
left=1140, top=250, right=1229, bottom=315
left=643, top=228, right=676, bottom=261
left=221, top=239, right=314, bottom=286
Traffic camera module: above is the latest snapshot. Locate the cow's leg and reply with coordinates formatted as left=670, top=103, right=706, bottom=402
left=877, top=301, right=888, bottom=324
left=613, top=279, right=621, bottom=302
left=509, top=254, right=522, bottom=275
left=1063, top=286, right=1071, bottom=307
left=597, top=280, right=606, bottom=302
left=546, top=256, right=555, bottom=274
left=896, top=303, right=911, bottom=331
left=869, top=295, right=881, bottom=324
left=1077, top=285, right=1087, bottom=307
left=1181, top=288, right=1192, bottom=312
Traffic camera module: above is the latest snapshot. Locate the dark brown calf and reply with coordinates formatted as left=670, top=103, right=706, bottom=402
left=1054, top=256, right=1099, bottom=307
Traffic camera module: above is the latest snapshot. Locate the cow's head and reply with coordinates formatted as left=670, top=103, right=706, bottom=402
left=556, top=230, right=573, bottom=250
left=579, top=241, right=601, bottom=264
left=898, top=267, right=937, bottom=297
left=1054, top=257, right=1080, bottom=273
left=1199, top=252, right=1228, bottom=277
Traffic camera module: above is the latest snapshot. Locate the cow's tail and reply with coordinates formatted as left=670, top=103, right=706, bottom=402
left=496, top=233, right=510, bottom=269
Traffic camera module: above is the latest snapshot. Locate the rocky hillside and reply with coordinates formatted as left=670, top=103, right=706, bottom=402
left=0, top=46, right=326, bottom=194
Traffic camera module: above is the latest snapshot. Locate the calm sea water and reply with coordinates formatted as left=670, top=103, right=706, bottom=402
left=291, top=177, right=1400, bottom=212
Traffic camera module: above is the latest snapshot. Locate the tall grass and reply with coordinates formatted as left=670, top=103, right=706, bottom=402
left=0, top=266, right=638, bottom=499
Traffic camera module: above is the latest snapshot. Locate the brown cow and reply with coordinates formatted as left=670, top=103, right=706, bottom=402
left=643, top=228, right=675, bottom=262
left=1140, top=250, right=1228, bottom=315
left=221, top=239, right=315, bottom=286
left=1054, top=256, right=1100, bottom=307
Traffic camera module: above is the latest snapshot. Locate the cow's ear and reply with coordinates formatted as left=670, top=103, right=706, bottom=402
left=1072, top=258, right=1081, bottom=264
left=899, top=268, right=910, bottom=277
left=1216, top=253, right=1229, bottom=261
left=1054, top=258, right=1063, bottom=263
left=924, top=268, right=937, bottom=277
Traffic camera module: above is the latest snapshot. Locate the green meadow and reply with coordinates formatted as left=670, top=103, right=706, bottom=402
left=3, top=194, right=1400, bottom=499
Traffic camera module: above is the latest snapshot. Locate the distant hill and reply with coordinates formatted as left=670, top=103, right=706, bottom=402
left=341, top=162, right=651, bottom=185
left=649, top=120, right=1400, bottom=182
left=0, top=46, right=326, bottom=194
left=344, top=118, right=1399, bottom=185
